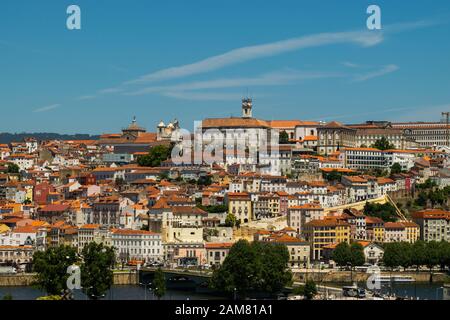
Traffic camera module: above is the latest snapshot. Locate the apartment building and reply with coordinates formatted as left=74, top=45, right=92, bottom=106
left=227, top=192, right=253, bottom=223
left=303, top=217, right=351, bottom=261
left=341, top=147, right=386, bottom=171
left=391, top=121, right=450, bottom=147
left=317, top=121, right=357, bottom=155
left=204, top=242, right=233, bottom=267
left=287, top=203, right=324, bottom=234
left=112, top=229, right=163, bottom=264
left=412, top=209, right=450, bottom=242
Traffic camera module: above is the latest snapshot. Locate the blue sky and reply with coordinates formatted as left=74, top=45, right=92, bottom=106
left=1, top=0, right=450, bottom=134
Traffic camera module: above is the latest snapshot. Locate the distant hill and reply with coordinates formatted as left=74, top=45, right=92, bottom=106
left=0, top=133, right=100, bottom=144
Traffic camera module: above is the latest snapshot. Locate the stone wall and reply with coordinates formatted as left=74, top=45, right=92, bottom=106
left=0, top=274, right=35, bottom=286
left=293, top=270, right=449, bottom=283
left=0, top=272, right=138, bottom=287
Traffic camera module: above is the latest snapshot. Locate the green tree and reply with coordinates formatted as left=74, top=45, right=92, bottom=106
left=279, top=131, right=290, bottom=144
left=225, top=213, right=237, bottom=227
left=411, top=240, right=427, bottom=269
left=350, top=243, right=365, bottom=267
left=415, top=192, right=428, bottom=207
left=115, top=177, right=125, bottom=186
left=210, top=240, right=291, bottom=298
left=390, top=163, right=402, bottom=175
left=331, top=242, right=351, bottom=267
left=293, top=280, right=318, bottom=300
left=32, top=245, right=78, bottom=295
left=416, top=179, right=437, bottom=191
left=80, top=242, right=115, bottom=300
left=437, top=241, right=450, bottom=270
left=425, top=241, right=440, bottom=277
left=383, top=242, right=411, bottom=270
left=137, top=145, right=172, bottom=167
left=322, top=171, right=343, bottom=182
left=303, top=280, right=318, bottom=300
left=2, top=294, right=13, bottom=300
left=211, top=240, right=257, bottom=298
left=371, top=137, right=395, bottom=151
left=158, top=171, right=170, bottom=181
left=253, top=242, right=292, bottom=294
left=429, top=190, right=446, bottom=208
left=197, top=204, right=228, bottom=214
left=363, top=202, right=398, bottom=222
left=197, top=175, right=212, bottom=186
left=153, top=268, right=166, bottom=300
left=6, top=163, right=20, bottom=174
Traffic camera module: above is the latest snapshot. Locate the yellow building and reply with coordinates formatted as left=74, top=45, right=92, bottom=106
left=303, top=217, right=350, bottom=261
left=228, top=192, right=253, bottom=223
left=403, top=221, right=420, bottom=243
left=0, top=224, right=10, bottom=234
left=366, top=217, right=385, bottom=243
left=268, top=195, right=280, bottom=216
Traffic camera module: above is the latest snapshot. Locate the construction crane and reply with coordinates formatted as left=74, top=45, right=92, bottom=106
left=443, top=112, right=450, bottom=147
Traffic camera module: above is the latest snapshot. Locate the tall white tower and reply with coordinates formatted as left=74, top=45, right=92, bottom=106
left=242, top=98, right=252, bottom=118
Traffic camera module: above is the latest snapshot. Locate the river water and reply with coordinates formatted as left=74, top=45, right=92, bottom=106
left=0, top=285, right=225, bottom=300
left=0, top=283, right=446, bottom=300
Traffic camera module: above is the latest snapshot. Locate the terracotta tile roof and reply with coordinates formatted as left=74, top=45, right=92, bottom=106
left=321, top=121, right=354, bottom=130
left=384, top=222, right=406, bottom=229
left=412, top=209, right=450, bottom=220
left=202, top=117, right=269, bottom=128
left=39, top=204, right=71, bottom=212
left=289, top=203, right=323, bottom=210
left=172, top=206, right=208, bottom=215
left=343, top=176, right=368, bottom=183
left=112, top=229, right=158, bottom=236
left=80, top=224, right=101, bottom=229
left=343, top=147, right=382, bottom=152
left=305, top=218, right=350, bottom=228
left=12, top=226, right=39, bottom=233
left=377, top=177, right=395, bottom=185
left=269, top=234, right=308, bottom=244
left=204, top=242, right=234, bottom=249
left=152, top=197, right=171, bottom=209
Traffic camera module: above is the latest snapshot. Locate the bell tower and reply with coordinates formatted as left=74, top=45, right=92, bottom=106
left=242, top=97, right=252, bottom=118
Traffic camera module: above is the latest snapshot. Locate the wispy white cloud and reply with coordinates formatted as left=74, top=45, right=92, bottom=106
left=124, top=30, right=383, bottom=85
left=71, top=19, right=439, bottom=102
left=33, top=104, right=61, bottom=113
left=352, top=64, right=399, bottom=82
left=125, top=69, right=342, bottom=96
left=77, top=95, right=96, bottom=101
left=342, top=61, right=360, bottom=68
left=98, top=87, right=124, bottom=94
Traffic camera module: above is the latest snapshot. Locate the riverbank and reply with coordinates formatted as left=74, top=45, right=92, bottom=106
left=293, top=270, right=450, bottom=283
left=0, top=271, right=138, bottom=287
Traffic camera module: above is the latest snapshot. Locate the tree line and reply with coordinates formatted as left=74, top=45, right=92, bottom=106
left=383, top=240, right=450, bottom=273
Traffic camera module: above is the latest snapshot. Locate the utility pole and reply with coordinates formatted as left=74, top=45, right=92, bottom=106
left=443, top=112, right=450, bottom=147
